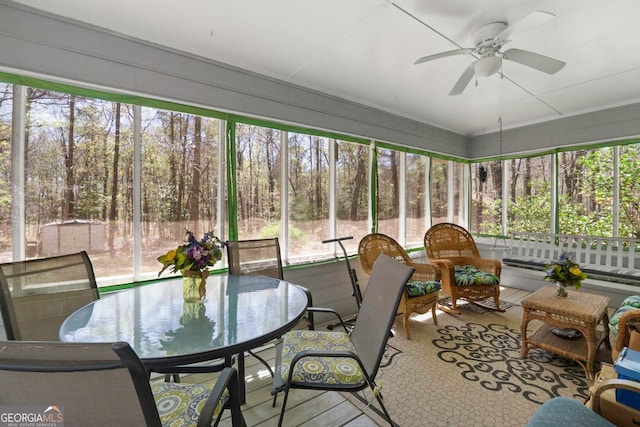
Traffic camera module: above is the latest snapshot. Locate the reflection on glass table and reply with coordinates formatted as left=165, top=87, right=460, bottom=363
left=59, top=275, right=308, bottom=372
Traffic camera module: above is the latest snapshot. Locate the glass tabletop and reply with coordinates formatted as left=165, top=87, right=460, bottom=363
left=59, top=275, right=308, bottom=368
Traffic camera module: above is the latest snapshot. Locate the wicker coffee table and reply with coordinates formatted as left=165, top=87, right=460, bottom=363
left=520, top=286, right=611, bottom=380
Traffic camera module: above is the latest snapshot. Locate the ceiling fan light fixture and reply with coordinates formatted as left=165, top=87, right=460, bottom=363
left=474, top=56, right=502, bottom=77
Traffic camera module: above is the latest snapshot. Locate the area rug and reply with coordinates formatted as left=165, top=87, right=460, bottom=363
left=345, top=299, right=611, bottom=427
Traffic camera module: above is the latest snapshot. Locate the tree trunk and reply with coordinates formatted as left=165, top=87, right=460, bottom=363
left=315, top=137, right=322, bottom=217
left=524, top=158, right=532, bottom=198
left=63, top=95, right=76, bottom=220
left=108, top=102, right=121, bottom=252
left=188, top=116, right=202, bottom=232
left=350, top=145, right=366, bottom=220
left=390, top=151, right=399, bottom=217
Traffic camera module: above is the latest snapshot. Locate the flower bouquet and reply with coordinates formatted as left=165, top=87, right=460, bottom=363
left=158, top=230, right=223, bottom=301
left=543, top=251, right=587, bottom=297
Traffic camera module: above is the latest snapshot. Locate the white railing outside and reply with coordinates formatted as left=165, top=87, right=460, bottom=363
left=506, top=232, right=640, bottom=272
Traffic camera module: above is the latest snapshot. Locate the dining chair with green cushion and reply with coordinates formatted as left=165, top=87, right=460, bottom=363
left=0, top=251, right=99, bottom=340
left=358, top=232, right=441, bottom=339
left=424, top=222, right=503, bottom=314
left=0, top=340, right=245, bottom=427
left=271, top=253, right=415, bottom=427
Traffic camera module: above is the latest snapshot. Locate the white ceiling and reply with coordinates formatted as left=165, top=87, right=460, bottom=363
left=12, top=0, right=640, bottom=137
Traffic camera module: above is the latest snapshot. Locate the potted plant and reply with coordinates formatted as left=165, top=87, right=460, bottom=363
left=543, top=251, right=587, bottom=297
left=158, top=230, right=223, bottom=301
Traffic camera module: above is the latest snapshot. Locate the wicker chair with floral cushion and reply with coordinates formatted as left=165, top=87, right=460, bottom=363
left=424, top=222, right=502, bottom=314
left=358, top=233, right=441, bottom=339
left=609, top=295, right=640, bottom=361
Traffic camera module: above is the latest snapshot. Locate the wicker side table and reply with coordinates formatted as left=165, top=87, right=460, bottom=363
left=520, top=286, right=611, bottom=380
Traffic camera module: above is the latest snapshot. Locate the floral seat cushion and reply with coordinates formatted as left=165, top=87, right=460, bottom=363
left=621, top=295, right=640, bottom=309
left=406, top=280, right=441, bottom=297
left=279, top=330, right=365, bottom=388
left=609, top=295, right=640, bottom=335
left=152, top=380, right=226, bottom=426
left=454, top=265, right=500, bottom=286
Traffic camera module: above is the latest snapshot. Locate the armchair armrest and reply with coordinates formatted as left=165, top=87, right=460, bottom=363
left=592, top=378, right=640, bottom=415
left=307, top=307, right=349, bottom=332
left=613, top=309, right=640, bottom=361
left=197, top=367, right=245, bottom=427
left=472, top=257, right=501, bottom=277
left=406, top=260, right=440, bottom=282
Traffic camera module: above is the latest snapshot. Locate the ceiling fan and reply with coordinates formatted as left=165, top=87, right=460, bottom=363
left=414, top=11, right=566, bottom=95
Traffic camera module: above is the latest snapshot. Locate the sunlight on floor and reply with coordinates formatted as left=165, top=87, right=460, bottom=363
left=244, top=368, right=273, bottom=383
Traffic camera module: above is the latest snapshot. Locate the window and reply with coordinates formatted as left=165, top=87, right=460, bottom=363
left=430, top=158, right=447, bottom=225
left=5, top=77, right=640, bottom=287
left=141, top=108, right=222, bottom=277
left=406, top=153, right=427, bottom=245
left=235, top=123, right=282, bottom=240
left=558, top=148, right=613, bottom=236
left=335, top=141, right=369, bottom=253
left=471, top=161, right=501, bottom=234
left=376, top=148, right=400, bottom=239
left=619, top=144, right=640, bottom=238
left=0, top=84, right=11, bottom=259
left=25, top=92, right=135, bottom=279
left=506, top=155, right=552, bottom=234
left=288, top=132, right=329, bottom=259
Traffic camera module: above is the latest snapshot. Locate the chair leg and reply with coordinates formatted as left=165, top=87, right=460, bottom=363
left=368, top=380, right=395, bottom=426
left=163, top=373, right=180, bottom=383
left=277, top=387, right=291, bottom=427
left=431, top=302, right=438, bottom=325
left=403, top=311, right=411, bottom=340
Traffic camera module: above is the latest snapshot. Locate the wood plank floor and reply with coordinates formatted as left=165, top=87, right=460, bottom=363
left=151, top=287, right=539, bottom=426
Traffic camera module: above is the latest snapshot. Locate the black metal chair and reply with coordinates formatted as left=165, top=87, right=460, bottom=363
left=0, top=251, right=99, bottom=340
left=271, top=253, right=414, bottom=426
left=0, top=340, right=245, bottom=426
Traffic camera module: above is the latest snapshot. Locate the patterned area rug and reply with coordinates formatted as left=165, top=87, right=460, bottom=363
left=346, top=299, right=611, bottom=427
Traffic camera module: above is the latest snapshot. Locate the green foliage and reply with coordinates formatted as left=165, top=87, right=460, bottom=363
left=157, top=230, right=222, bottom=275
left=259, top=222, right=305, bottom=242
left=543, top=251, right=587, bottom=289
left=507, top=194, right=551, bottom=234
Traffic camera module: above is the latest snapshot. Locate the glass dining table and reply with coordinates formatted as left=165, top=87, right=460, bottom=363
left=59, top=274, right=308, bottom=399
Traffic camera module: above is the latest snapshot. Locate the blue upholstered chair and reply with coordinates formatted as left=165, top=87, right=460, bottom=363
left=526, top=397, right=615, bottom=427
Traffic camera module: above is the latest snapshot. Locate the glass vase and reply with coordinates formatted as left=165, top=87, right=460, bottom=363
left=181, top=270, right=209, bottom=302
left=555, top=282, right=568, bottom=298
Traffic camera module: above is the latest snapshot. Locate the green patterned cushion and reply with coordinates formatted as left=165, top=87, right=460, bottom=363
left=406, top=280, right=441, bottom=297
left=622, top=295, right=640, bottom=309
left=152, top=380, right=226, bottom=427
left=610, top=304, right=640, bottom=335
left=454, top=265, right=500, bottom=286
left=280, top=330, right=365, bottom=387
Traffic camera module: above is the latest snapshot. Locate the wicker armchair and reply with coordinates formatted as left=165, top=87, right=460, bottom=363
left=610, top=295, right=640, bottom=361
left=358, top=233, right=440, bottom=339
left=424, top=222, right=502, bottom=314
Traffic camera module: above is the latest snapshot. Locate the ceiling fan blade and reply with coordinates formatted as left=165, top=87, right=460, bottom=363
left=502, top=48, right=566, bottom=74
left=415, top=48, right=473, bottom=65
left=449, top=62, right=476, bottom=95
left=497, top=10, right=555, bottom=41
